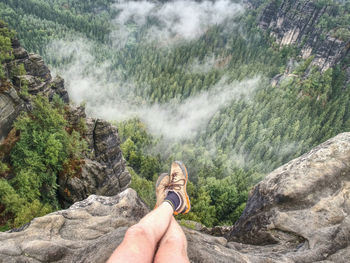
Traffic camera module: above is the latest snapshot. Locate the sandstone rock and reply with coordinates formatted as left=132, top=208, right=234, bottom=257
left=249, top=0, right=350, bottom=72
left=227, top=132, right=350, bottom=262
left=12, top=38, right=28, bottom=60
left=0, top=189, right=281, bottom=263
left=64, top=104, right=86, bottom=130
left=89, top=119, right=131, bottom=192
left=1, top=32, right=130, bottom=205
left=23, top=53, right=51, bottom=82
left=0, top=189, right=149, bottom=263
left=58, top=159, right=107, bottom=205
left=13, top=74, right=46, bottom=94
left=201, top=225, right=232, bottom=237
left=3, top=131, right=350, bottom=263
left=58, top=116, right=131, bottom=205
left=48, top=75, right=69, bottom=103
left=0, top=86, right=24, bottom=142
left=13, top=46, right=28, bottom=60
left=0, top=38, right=72, bottom=144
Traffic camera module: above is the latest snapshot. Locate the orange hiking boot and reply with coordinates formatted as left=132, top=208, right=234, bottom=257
left=155, top=173, right=170, bottom=209
left=165, top=161, right=191, bottom=215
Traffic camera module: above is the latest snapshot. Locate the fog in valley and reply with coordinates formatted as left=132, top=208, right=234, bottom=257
left=47, top=0, right=253, bottom=141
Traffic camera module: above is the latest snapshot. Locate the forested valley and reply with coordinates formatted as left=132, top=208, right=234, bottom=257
left=1, top=0, right=350, bottom=228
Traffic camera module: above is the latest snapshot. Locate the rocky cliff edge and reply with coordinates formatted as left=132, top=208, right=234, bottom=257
left=2, top=133, right=350, bottom=263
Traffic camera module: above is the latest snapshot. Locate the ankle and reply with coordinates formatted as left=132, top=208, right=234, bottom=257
left=164, top=191, right=181, bottom=212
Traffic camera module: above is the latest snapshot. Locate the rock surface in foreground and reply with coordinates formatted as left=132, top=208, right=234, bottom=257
left=0, top=189, right=148, bottom=263
left=2, top=133, right=350, bottom=262
left=0, top=189, right=274, bottom=263
left=227, top=132, right=350, bottom=262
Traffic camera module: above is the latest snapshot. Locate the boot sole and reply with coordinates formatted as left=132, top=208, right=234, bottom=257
left=173, top=161, right=191, bottom=215
left=154, top=173, right=169, bottom=209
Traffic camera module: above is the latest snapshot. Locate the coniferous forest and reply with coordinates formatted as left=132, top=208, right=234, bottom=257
left=1, top=0, right=350, bottom=228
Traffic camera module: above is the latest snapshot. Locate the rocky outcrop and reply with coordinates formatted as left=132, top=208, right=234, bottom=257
left=9, top=38, right=67, bottom=99
left=0, top=188, right=271, bottom=263
left=58, top=105, right=130, bottom=206
left=0, top=83, right=24, bottom=142
left=2, top=133, right=350, bottom=262
left=227, top=132, right=350, bottom=262
left=58, top=116, right=131, bottom=206
left=90, top=119, right=131, bottom=190
left=0, top=37, right=68, bottom=142
left=0, top=189, right=148, bottom=263
left=248, top=0, right=350, bottom=71
left=0, top=32, right=131, bottom=206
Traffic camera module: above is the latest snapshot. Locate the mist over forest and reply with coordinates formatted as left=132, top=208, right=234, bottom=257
left=0, top=0, right=349, bottom=227
left=44, top=0, right=250, bottom=140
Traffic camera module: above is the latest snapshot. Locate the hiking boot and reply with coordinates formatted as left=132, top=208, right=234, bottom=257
left=155, top=173, right=170, bottom=209
left=166, top=161, right=191, bottom=215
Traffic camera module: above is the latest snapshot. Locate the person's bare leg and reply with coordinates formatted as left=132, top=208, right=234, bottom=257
left=107, top=202, right=174, bottom=263
left=154, top=216, right=190, bottom=263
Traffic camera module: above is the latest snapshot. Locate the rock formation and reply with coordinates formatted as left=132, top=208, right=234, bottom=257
left=0, top=189, right=148, bottom=263
left=0, top=36, right=69, bottom=142
left=58, top=114, right=131, bottom=206
left=226, top=132, right=350, bottom=262
left=0, top=188, right=264, bottom=263
left=247, top=0, right=350, bottom=72
left=2, top=133, right=350, bottom=262
left=0, top=81, right=24, bottom=143
left=0, top=35, right=131, bottom=206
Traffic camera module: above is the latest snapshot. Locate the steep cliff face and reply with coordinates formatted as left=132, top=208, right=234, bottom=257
left=58, top=111, right=131, bottom=206
left=0, top=36, right=68, bottom=142
left=2, top=133, right=350, bottom=262
left=248, top=0, right=350, bottom=72
left=0, top=33, right=131, bottom=206
left=0, top=82, right=23, bottom=143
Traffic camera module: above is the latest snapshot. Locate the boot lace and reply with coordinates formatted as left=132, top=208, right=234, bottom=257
left=165, top=172, right=185, bottom=191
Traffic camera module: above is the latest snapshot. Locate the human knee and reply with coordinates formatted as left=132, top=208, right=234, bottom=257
left=125, top=224, right=155, bottom=245
left=162, top=234, right=187, bottom=250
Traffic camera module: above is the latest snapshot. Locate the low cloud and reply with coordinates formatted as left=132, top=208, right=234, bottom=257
left=137, top=77, right=260, bottom=140
left=45, top=0, right=255, bottom=142
left=189, top=55, right=218, bottom=74
left=111, top=0, right=244, bottom=46
left=189, top=55, right=232, bottom=73
left=46, top=39, right=260, bottom=141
